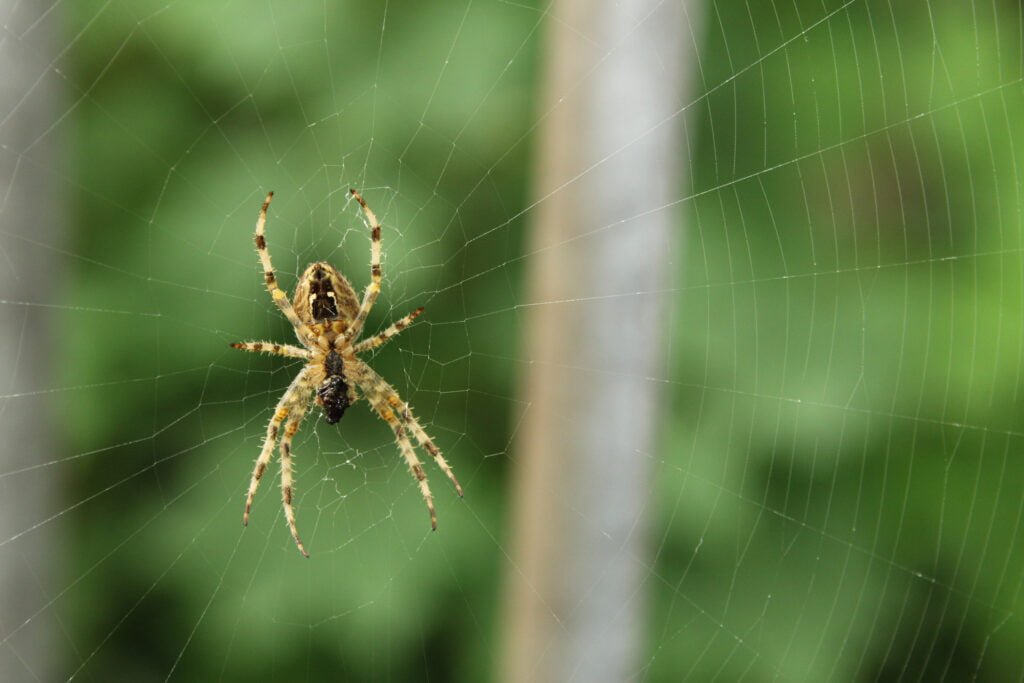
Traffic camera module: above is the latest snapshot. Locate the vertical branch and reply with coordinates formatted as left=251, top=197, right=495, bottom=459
left=501, top=1, right=703, bottom=681
left=0, top=0, right=65, bottom=679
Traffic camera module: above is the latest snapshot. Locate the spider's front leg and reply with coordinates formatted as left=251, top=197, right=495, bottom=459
left=357, top=362, right=463, bottom=497
left=279, top=401, right=311, bottom=557
left=388, top=393, right=463, bottom=497
left=369, top=395, right=438, bottom=530
left=350, top=361, right=462, bottom=530
left=244, top=368, right=315, bottom=557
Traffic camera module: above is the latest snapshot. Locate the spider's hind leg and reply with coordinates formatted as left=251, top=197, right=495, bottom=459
left=253, top=192, right=314, bottom=342
left=345, top=189, right=384, bottom=342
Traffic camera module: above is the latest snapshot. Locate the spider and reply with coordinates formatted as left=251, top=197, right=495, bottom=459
left=231, top=189, right=462, bottom=557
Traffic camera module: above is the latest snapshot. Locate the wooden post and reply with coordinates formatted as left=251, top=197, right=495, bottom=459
left=500, top=1, right=702, bottom=681
left=0, top=0, right=64, bottom=679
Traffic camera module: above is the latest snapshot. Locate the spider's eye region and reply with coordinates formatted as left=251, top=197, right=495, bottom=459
left=308, top=279, right=338, bottom=320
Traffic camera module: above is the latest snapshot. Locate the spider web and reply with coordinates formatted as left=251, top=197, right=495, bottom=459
left=1, top=0, right=1023, bottom=680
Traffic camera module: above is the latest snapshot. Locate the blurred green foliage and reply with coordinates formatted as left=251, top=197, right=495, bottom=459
left=56, top=0, right=1023, bottom=680
left=655, top=1, right=1024, bottom=680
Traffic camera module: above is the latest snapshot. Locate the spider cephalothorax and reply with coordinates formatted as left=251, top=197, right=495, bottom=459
left=230, top=190, right=462, bottom=556
left=317, top=350, right=350, bottom=424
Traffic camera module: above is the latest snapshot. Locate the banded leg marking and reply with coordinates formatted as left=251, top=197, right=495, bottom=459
left=230, top=341, right=310, bottom=359
left=243, top=369, right=311, bottom=526
left=353, top=307, right=424, bottom=354
left=279, top=404, right=310, bottom=557
left=386, top=393, right=463, bottom=496
left=369, top=397, right=437, bottom=530
left=346, top=189, right=383, bottom=342
left=244, top=406, right=289, bottom=526
left=254, top=192, right=312, bottom=342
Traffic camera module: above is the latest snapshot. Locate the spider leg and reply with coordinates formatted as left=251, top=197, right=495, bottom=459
left=279, top=401, right=311, bottom=557
left=354, top=361, right=462, bottom=496
left=384, top=391, right=463, bottom=496
left=352, top=360, right=462, bottom=524
left=352, top=307, right=424, bottom=354
left=345, top=189, right=383, bottom=342
left=365, top=393, right=437, bottom=530
left=254, top=192, right=314, bottom=343
left=243, top=368, right=313, bottom=526
left=230, top=341, right=311, bottom=359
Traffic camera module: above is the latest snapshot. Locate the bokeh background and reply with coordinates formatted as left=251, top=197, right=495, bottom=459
left=1, top=0, right=1023, bottom=680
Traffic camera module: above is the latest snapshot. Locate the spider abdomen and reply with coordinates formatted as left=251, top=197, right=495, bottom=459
left=318, top=351, right=350, bottom=424
left=292, top=261, right=360, bottom=325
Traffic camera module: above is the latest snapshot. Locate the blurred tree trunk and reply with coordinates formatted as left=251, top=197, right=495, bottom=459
left=500, top=1, right=702, bottom=681
left=0, top=0, right=64, bottom=679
